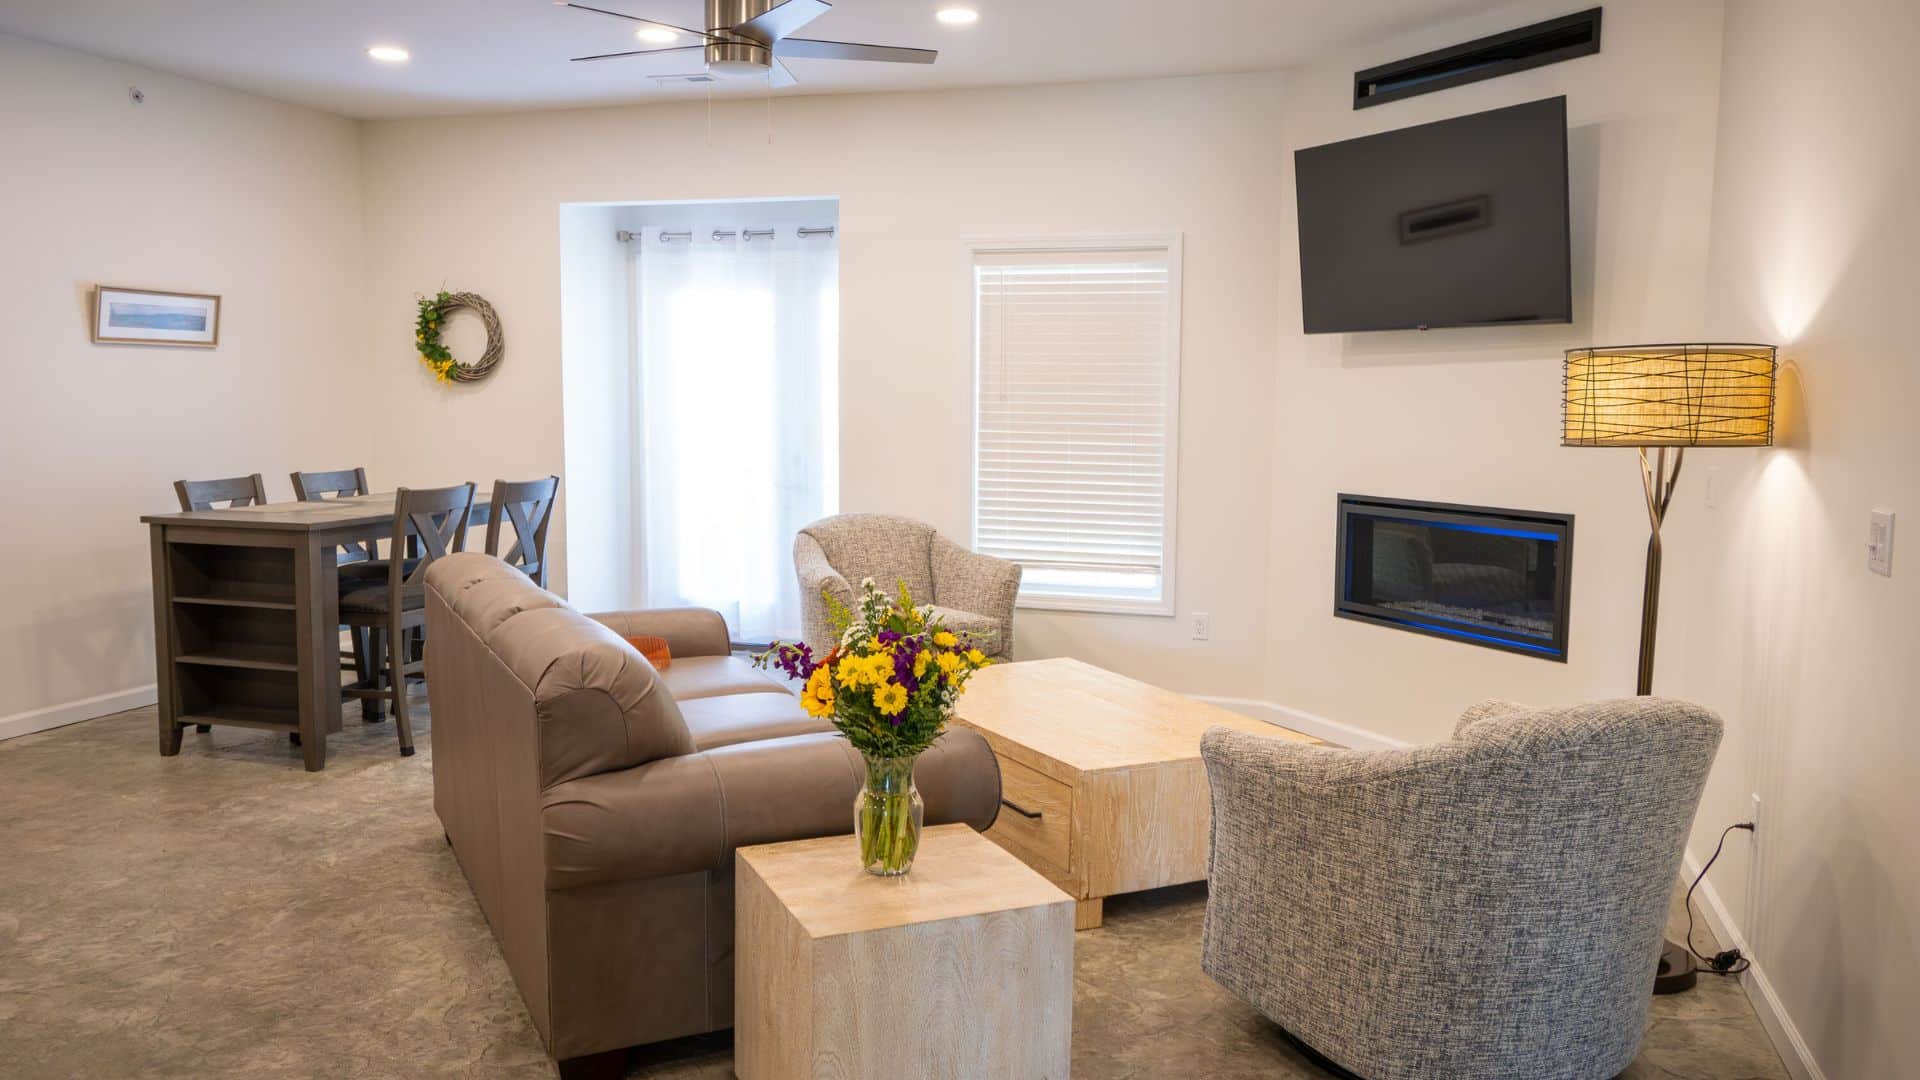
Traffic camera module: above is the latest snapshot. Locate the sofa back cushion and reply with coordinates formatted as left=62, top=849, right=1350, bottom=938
left=800, top=513, right=936, bottom=603
left=428, top=553, right=694, bottom=788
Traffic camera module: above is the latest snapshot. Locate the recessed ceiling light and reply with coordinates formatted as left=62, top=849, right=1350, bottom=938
left=935, top=7, right=979, bottom=26
left=367, top=45, right=410, bottom=63
left=635, top=26, right=679, bottom=44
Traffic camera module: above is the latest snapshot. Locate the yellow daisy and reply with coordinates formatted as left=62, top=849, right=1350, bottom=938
left=873, top=681, right=908, bottom=716
left=966, top=648, right=988, bottom=666
left=933, top=630, right=958, bottom=648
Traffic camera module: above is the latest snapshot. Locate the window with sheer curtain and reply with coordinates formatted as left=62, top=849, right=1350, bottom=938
left=971, top=237, right=1181, bottom=615
left=633, top=226, right=838, bottom=643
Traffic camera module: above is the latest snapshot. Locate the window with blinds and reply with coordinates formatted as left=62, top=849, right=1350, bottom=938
left=971, top=239, right=1180, bottom=613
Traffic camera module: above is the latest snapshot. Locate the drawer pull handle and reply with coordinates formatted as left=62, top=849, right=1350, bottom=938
left=1001, top=798, right=1043, bottom=820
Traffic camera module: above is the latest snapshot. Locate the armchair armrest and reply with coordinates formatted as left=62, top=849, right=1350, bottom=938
left=588, top=608, right=732, bottom=659
left=794, top=532, right=856, bottom=653
left=930, top=534, right=1021, bottom=653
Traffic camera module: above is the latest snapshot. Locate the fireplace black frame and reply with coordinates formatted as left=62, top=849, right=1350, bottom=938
left=1334, top=494, right=1575, bottom=661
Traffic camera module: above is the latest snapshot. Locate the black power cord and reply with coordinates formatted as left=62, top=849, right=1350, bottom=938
left=1684, top=821, right=1756, bottom=976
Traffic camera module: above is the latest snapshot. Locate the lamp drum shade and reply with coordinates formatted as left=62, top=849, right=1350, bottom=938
left=1563, top=343, right=1777, bottom=447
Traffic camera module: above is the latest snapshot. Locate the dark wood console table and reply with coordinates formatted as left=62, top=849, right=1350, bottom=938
left=141, top=491, right=489, bottom=771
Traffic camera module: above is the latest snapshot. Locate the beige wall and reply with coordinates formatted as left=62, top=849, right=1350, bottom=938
left=0, top=34, right=366, bottom=731
left=1669, top=1, right=1920, bottom=1075
left=355, top=73, right=1286, bottom=697
left=1261, top=0, right=1728, bottom=736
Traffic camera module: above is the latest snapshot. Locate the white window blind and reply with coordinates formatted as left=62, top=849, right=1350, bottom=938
left=972, top=241, right=1179, bottom=613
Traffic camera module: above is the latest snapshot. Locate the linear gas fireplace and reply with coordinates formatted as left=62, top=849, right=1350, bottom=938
left=1335, top=494, right=1573, bottom=660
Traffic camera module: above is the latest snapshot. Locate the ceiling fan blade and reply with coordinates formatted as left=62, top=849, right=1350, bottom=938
left=731, top=0, right=831, bottom=45
left=569, top=43, right=706, bottom=62
left=774, top=38, right=937, bottom=64
left=768, top=58, right=798, bottom=89
left=563, top=2, right=716, bottom=41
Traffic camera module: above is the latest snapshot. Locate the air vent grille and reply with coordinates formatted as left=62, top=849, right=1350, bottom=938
left=1354, top=7, right=1602, bottom=109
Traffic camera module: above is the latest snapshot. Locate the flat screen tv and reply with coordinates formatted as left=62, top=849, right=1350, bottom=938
left=1295, top=96, right=1571, bottom=334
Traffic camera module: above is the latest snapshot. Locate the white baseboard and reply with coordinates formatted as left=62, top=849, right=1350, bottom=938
left=1195, top=695, right=1409, bottom=750
left=0, top=684, right=157, bottom=743
left=1678, top=853, right=1825, bottom=1080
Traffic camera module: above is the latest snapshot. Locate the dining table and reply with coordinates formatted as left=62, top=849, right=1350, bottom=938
left=141, top=489, right=490, bottom=771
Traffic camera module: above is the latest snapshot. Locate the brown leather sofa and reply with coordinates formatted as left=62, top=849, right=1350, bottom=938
left=422, top=553, right=1002, bottom=1076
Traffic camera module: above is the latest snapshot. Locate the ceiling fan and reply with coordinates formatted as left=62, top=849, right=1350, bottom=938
left=564, top=0, right=937, bottom=88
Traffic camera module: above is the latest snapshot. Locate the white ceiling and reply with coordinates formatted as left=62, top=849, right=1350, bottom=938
left=0, top=0, right=1508, bottom=119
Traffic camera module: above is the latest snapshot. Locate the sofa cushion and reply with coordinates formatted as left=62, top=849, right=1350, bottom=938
left=799, top=513, right=936, bottom=603
left=680, top=692, right=832, bottom=751
left=659, top=655, right=789, bottom=701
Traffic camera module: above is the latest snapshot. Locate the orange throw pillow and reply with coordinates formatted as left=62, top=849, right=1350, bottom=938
left=625, top=635, right=672, bottom=670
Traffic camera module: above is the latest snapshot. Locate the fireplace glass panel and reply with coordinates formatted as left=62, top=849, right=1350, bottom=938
left=1336, top=496, right=1572, bottom=660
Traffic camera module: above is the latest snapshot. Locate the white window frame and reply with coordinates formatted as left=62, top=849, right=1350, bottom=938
left=965, top=233, right=1182, bottom=617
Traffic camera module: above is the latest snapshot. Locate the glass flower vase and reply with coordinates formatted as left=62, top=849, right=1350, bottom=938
left=855, top=752, right=924, bottom=876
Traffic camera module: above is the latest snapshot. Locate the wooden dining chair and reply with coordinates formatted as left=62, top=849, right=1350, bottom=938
left=291, top=467, right=378, bottom=566
left=292, top=467, right=382, bottom=720
left=340, top=483, right=474, bottom=757
left=173, top=473, right=271, bottom=733
left=485, top=476, right=559, bottom=588
left=174, top=474, right=268, bottom=512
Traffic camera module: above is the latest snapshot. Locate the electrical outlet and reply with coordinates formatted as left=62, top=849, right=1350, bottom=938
left=1868, top=509, right=1895, bottom=576
left=1190, top=611, right=1211, bottom=641
left=1750, top=792, right=1762, bottom=835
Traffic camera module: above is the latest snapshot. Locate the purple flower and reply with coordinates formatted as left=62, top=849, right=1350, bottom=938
left=892, top=645, right=920, bottom=695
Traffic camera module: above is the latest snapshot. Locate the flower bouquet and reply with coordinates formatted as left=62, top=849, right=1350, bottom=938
left=755, top=578, right=993, bottom=875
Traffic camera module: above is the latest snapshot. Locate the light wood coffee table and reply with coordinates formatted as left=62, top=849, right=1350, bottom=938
left=953, top=657, right=1319, bottom=929
left=735, top=823, right=1075, bottom=1080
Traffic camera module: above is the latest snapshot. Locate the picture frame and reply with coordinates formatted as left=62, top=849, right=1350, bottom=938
left=91, top=285, right=221, bottom=347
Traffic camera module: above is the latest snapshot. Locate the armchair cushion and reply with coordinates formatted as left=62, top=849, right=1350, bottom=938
left=922, top=605, right=1001, bottom=646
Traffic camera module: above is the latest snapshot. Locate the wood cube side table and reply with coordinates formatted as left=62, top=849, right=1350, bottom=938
left=735, top=823, right=1075, bottom=1080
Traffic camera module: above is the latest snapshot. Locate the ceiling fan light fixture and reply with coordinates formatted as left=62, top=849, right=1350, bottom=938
left=635, top=26, right=679, bottom=44
left=935, top=6, right=980, bottom=25
left=366, top=45, right=410, bottom=63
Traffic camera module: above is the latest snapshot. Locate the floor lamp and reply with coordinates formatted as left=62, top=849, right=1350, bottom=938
left=1562, top=342, right=1777, bottom=992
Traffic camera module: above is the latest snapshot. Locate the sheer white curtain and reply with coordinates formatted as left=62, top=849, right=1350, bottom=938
left=633, top=226, right=838, bottom=643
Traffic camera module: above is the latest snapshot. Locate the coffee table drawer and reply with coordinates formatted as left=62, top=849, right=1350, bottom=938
left=988, top=754, right=1074, bottom=876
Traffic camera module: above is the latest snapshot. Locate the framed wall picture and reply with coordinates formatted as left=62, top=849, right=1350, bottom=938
left=91, top=286, right=221, bottom=347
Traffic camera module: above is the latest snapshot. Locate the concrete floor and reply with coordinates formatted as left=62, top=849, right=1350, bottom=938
left=0, top=695, right=1787, bottom=1079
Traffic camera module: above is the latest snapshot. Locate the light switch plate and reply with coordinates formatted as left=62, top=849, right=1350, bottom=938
left=1868, top=509, right=1895, bottom=576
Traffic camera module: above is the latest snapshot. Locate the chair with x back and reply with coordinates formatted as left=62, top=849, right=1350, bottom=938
left=291, top=467, right=380, bottom=568
left=174, top=474, right=269, bottom=512
left=485, top=476, right=559, bottom=589
left=340, top=483, right=475, bottom=757
left=292, top=466, right=387, bottom=719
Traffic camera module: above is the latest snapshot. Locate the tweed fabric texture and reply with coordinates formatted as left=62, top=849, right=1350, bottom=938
left=1200, top=697, right=1722, bottom=1080
left=795, top=514, right=1020, bottom=657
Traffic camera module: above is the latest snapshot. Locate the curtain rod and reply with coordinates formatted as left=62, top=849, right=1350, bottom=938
left=616, top=226, right=835, bottom=243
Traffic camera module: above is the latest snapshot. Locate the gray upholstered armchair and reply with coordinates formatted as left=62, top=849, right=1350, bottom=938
left=1200, top=698, right=1723, bottom=1080
left=794, top=513, right=1021, bottom=658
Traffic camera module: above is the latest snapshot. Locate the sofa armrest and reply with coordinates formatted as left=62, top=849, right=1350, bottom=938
left=588, top=608, right=732, bottom=659
left=541, top=727, right=1001, bottom=891
left=930, top=534, right=1021, bottom=652
left=794, top=532, right=856, bottom=653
